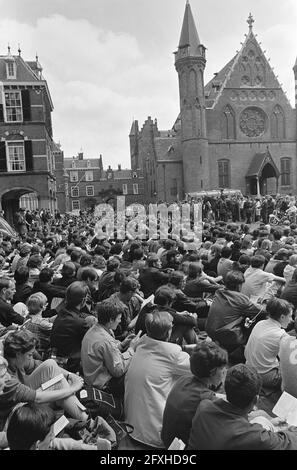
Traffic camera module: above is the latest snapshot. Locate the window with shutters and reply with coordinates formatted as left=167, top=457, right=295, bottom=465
left=71, top=186, right=79, bottom=197
left=122, top=184, right=128, bottom=195
left=133, top=183, right=139, bottom=195
left=6, top=141, right=25, bottom=171
left=86, top=186, right=94, bottom=196
left=4, top=91, right=23, bottom=122
left=218, top=160, right=230, bottom=188
left=281, top=158, right=291, bottom=186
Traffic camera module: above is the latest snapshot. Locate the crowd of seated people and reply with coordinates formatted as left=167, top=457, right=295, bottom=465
left=1, top=211, right=297, bottom=450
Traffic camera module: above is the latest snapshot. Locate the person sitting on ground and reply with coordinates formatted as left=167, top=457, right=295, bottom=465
left=6, top=403, right=113, bottom=450
left=81, top=302, right=142, bottom=398
left=27, top=254, right=43, bottom=287
left=245, top=298, right=293, bottom=390
left=205, top=271, right=262, bottom=357
left=25, top=292, right=54, bottom=358
left=281, top=267, right=297, bottom=310
left=184, top=262, right=221, bottom=299
left=188, top=364, right=297, bottom=450
left=0, top=278, right=24, bottom=327
left=283, top=254, right=297, bottom=285
left=241, top=255, right=285, bottom=302
left=138, top=254, right=168, bottom=299
left=0, top=330, right=88, bottom=433
left=216, top=246, right=233, bottom=282
left=125, top=311, right=191, bottom=449
left=13, top=266, right=33, bottom=305
left=161, top=341, right=228, bottom=448
left=97, top=258, right=121, bottom=302
left=107, top=277, right=142, bottom=340
left=166, top=270, right=209, bottom=319
left=231, top=254, right=251, bottom=274
left=52, top=262, right=77, bottom=289
left=32, top=268, right=66, bottom=314
left=135, top=285, right=198, bottom=345
left=264, top=248, right=290, bottom=276
left=50, top=282, right=94, bottom=372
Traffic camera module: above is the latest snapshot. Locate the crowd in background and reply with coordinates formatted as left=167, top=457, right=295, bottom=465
left=1, top=194, right=297, bottom=449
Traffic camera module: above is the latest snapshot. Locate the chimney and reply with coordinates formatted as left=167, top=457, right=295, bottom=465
left=78, top=152, right=83, bottom=160
left=108, top=165, right=111, bottom=170
left=118, top=164, right=121, bottom=170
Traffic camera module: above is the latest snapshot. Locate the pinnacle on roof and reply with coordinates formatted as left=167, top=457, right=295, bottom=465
left=5, top=43, right=14, bottom=61
left=247, top=13, right=255, bottom=32
left=178, top=1, right=201, bottom=56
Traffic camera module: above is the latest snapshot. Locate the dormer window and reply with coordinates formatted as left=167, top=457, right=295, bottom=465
left=71, top=160, right=76, bottom=168
left=6, top=61, right=16, bottom=79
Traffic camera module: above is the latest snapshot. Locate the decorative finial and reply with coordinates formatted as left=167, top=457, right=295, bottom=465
left=186, top=0, right=190, bottom=5
left=7, top=43, right=11, bottom=54
left=36, top=52, right=38, bottom=63
left=247, top=13, right=254, bottom=31
left=18, top=44, right=21, bottom=56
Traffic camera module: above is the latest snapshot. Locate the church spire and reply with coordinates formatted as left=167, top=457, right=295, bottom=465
left=247, top=13, right=255, bottom=33
left=178, top=1, right=201, bottom=56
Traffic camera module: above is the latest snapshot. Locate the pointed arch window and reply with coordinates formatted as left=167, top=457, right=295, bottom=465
left=271, top=105, right=285, bottom=139
left=218, top=159, right=230, bottom=188
left=222, top=106, right=236, bottom=140
left=281, top=158, right=291, bottom=186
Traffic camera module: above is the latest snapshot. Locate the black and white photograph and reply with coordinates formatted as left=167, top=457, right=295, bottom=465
left=0, top=0, right=296, bottom=456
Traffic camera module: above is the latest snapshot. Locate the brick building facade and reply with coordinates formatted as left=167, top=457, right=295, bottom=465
left=64, top=152, right=144, bottom=213
left=130, top=3, right=297, bottom=203
left=0, top=47, right=58, bottom=225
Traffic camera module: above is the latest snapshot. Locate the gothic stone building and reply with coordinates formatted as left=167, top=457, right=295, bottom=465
left=130, top=3, right=297, bottom=203
left=0, top=47, right=57, bottom=225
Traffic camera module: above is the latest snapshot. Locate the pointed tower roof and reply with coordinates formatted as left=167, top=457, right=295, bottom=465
left=129, top=119, right=139, bottom=136
left=178, top=1, right=201, bottom=56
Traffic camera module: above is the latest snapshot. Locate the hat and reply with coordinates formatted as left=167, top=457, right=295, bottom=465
left=19, top=208, right=26, bottom=212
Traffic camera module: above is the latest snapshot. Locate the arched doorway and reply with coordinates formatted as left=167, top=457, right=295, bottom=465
left=1, top=187, right=38, bottom=227
left=246, top=151, right=280, bottom=196
left=260, top=163, right=278, bottom=195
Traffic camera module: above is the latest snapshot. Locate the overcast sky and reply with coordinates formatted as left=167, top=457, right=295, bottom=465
left=1, top=0, right=296, bottom=167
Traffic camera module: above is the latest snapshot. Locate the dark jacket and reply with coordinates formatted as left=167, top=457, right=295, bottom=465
left=281, top=281, right=297, bottom=309
left=0, top=298, right=24, bottom=327
left=138, top=267, right=168, bottom=298
left=50, top=305, right=89, bottom=357
left=162, top=375, right=215, bottom=448
left=205, top=288, right=261, bottom=341
left=13, top=283, right=33, bottom=304
left=32, top=280, right=66, bottom=313
left=188, top=398, right=297, bottom=450
left=184, top=278, right=219, bottom=298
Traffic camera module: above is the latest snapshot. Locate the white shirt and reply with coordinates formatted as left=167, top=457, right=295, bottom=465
left=242, top=267, right=276, bottom=301
left=245, top=318, right=289, bottom=374
left=124, top=335, right=190, bottom=448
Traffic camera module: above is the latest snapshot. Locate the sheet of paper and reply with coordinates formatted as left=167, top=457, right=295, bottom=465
left=272, top=391, right=297, bottom=427
left=140, top=294, right=154, bottom=311
left=41, top=373, right=64, bottom=390
left=52, top=415, right=69, bottom=436
left=168, top=438, right=186, bottom=450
